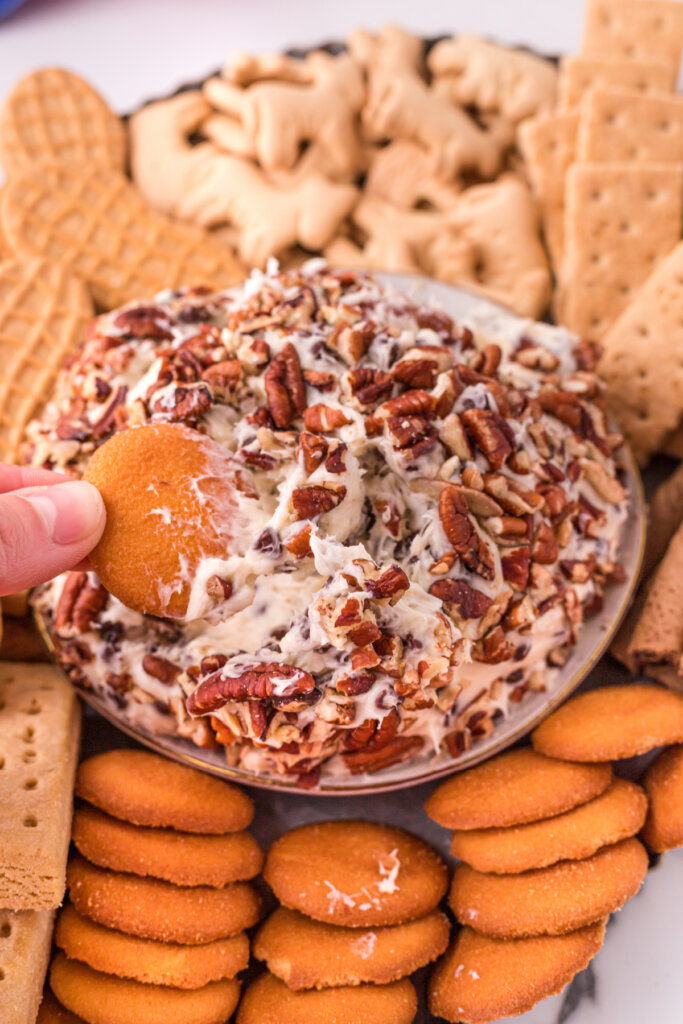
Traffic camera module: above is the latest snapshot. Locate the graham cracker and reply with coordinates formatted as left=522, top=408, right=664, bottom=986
left=600, top=240, right=683, bottom=464
left=581, top=0, right=683, bottom=74
left=0, top=663, right=80, bottom=910
left=562, top=162, right=683, bottom=339
left=519, top=112, right=579, bottom=271
left=558, top=56, right=675, bottom=110
left=0, top=908, right=54, bottom=1024
left=578, top=87, right=683, bottom=163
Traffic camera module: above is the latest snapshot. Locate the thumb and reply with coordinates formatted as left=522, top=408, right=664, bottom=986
left=0, top=480, right=105, bottom=595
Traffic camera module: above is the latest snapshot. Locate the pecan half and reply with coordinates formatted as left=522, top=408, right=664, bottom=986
left=303, top=404, right=351, bottom=432
left=142, top=654, right=179, bottom=684
left=364, top=565, right=410, bottom=603
left=461, top=408, right=514, bottom=469
left=298, top=431, right=328, bottom=474
left=343, top=735, right=424, bottom=774
left=392, top=356, right=438, bottom=389
left=365, top=389, right=434, bottom=436
left=292, top=484, right=346, bottom=520
left=438, top=486, right=495, bottom=580
left=264, top=342, right=306, bottom=428
left=344, top=367, right=393, bottom=407
left=472, top=626, right=515, bottom=664
left=531, top=522, right=559, bottom=564
left=429, top=579, right=492, bottom=619
left=114, top=306, right=173, bottom=340
left=187, top=663, right=316, bottom=715
left=501, top=547, right=531, bottom=590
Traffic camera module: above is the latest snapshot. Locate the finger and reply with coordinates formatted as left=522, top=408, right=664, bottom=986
left=0, top=463, right=71, bottom=495
left=0, top=480, right=105, bottom=595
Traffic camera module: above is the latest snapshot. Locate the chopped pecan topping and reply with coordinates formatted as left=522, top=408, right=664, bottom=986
left=531, top=522, right=559, bottom=564
left=365, top=389, right=434, bottom=436
left=501, top=547, right=531, bottom=590
left=472, top=626, right=515, bottom=664
left=303, top=369, right=337, bottom=391
left=283, top=522, right=313, bottom=559
left=114, top=306, right=173, bottom=340
left=142, top=654, right=179, bottom=684
left=325, top=441, right=348, bottom=474
left=187, top=663, right=316, bottom=715
left=153, top=383, right=212, bottom=422
left=364, top=565, right=410, bottom=603
left=55, top=571, right=107, bottom=634
left=292, top=484, right=346, bottom=520
left=202, top=360, right=243, bottom=395
left=461, top=408, right=514, bottom=470
left=439, top=486, right=495, bottom=580
left=298, top=431, right=328, bottom=474
left=344, top=367, right=393, bottom=407
left=264, top=342, right=306, bottom=428
left=303, top=404, right=351, bottom=432
left=343, top=735, right=424, bottom=774
left=439, top=412, right=472, bottom=459
left=206, top=575, right=233, bottom=601
left=337, top=671, right=376, bottom=695
left=429, top=579, right=492, bottom=619
left=392, top=356, right=438, bottom=389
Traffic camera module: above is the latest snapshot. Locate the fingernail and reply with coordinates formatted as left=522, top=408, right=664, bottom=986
left=25, top=481, right=104, bottom=545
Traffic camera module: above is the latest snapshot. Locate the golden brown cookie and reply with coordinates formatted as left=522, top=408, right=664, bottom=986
left=0, top=68, right=126, bottom=174
left=0, top=164, right=244, bottom=310
left=83, top=422, right=253, bottom=619
left=253, top=907, right=450, bottom=989
left=531, top=684, right=683, bottom=761
left=55, top=904, right=249, bottom=989
left=641, top=744, right=683, bottom=852
left=67, top=857, right=260, bottom=944
left=50, top=953, right=240, bottom=1024
left=428, top=922, right=606, bottom=1024
left=449, top=778, right=648, bottom=873
left=449, top=837, right=648, bottom=938
left=37, top=989, right=86, bottom=1024
left=75, top=750, right=253, bottom=834
left=72, top=804, right=262, bottom=886
left=424, top=748, right=612, bottom=829
left=263, top=820, right=448, bottom=927
left=236, top=972, right=417, bottom=1024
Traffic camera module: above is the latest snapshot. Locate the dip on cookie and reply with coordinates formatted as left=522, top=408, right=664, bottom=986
left=28, top=261, right=627, bottom=785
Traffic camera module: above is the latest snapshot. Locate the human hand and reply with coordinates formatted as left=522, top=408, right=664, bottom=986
left=0, top=464, right=105, bottom=596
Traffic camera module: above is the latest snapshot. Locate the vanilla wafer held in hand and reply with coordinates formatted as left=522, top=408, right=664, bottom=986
left=83, top=422, right=257, bottom=619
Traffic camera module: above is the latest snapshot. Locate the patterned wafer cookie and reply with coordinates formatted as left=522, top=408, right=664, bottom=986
left=0, top=662, right=81, bottom=910
left=0, top=258, right=93, bottom=464
left=0, top=164, right=245, bottom=310
left=0, top=69, right=126, bottom=176
left=0, top=908, right=55, bottom=1024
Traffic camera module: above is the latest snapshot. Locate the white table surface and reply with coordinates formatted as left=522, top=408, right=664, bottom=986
left=0, top=2, right=681, bottom=1022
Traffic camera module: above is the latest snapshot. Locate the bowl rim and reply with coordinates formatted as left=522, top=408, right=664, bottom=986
left=33, top=275, right=647, bottom=795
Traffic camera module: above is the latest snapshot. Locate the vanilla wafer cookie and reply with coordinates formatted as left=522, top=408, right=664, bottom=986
left=0, top=908, right=54, bottom=1024
left=0, top=258, right=93, bottom=464
left=0, top=165, right=245, bottom=309
left=0, top=662, right=80, bottom=909
left=0, top=69, right=126, bottom=175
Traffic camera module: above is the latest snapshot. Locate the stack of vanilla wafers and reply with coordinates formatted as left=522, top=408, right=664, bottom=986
left=42, top=750, right=261, bottom=1024
left=425, top=682, right=683, bottom=1024
left=0, top=663, right=80, bottom=1024
left=520, top=0, right=683, bottom=465
left=238, top=819, right=450, bottom=1023
left=0, top=67, right=244, bottom=468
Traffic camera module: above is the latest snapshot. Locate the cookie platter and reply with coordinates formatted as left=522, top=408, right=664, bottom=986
left=35, top=276, right=647, bottom=795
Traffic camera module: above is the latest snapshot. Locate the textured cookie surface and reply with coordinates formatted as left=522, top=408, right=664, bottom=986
left=428, top=923, right=606, bottom=1024
left=67, top=856, right=260, bottom=944
left=0, top=68, right=126, bottom=174
left=450, top=778, right=648, bottom=873
left=0, top=258, right=94, bottom=464
left=0, top=662, right=81, bottom=908
left=424, top=748, right=612, bottom=829
left=236, top=972, right=417, bottom=1024
left=0, top=164, right=244, bottom=309
left=76, top=750, right=253, bottom=833
left=449, top=837, right=647, bottom=938
left=72, top=804, right=262, bottom=886
left=641, top=745, right=683, bottom=852
left=253, top=907, right=449, bottom=989
left=263, top=820, right=448, bottom=927
left=38, top=989, right=86, bottom=1023
left=50, top=954, right=240, bottom=1024
left=84, top=422, right=252, bottom=618
left=55, top=904, right=249, bottom=988
left=532, top=684, right=683, bottom=761
left=0, top=908, right=54, bottom=1024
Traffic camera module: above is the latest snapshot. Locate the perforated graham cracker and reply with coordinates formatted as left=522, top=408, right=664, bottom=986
left=578, top=87, right=683, bottom=163
left=518, top=112, right=579, bottom=271
left=600, top=240, right=683, bottom=464
left=0, top=663, right=80, bottom=910
left=562, top=162, right=683, bottom=339
left=0, top=259, right=94, bottom=465
left=581, top=0, right=683, bottom=73
left=0, top=908, right=54, bottom=1024
left=558, top=56, right=675, bottom=110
